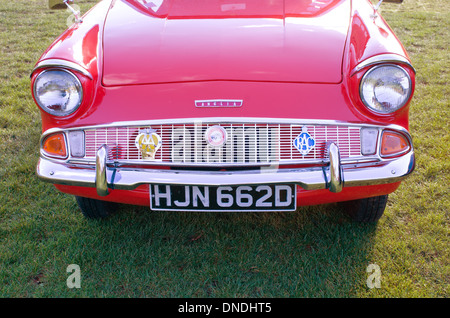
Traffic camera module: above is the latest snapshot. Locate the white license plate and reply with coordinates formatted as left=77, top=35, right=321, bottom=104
left=150, top=184, right=297, bottom=212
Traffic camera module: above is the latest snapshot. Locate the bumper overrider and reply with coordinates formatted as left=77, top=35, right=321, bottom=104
left=36, top=119, right=415, bottom=197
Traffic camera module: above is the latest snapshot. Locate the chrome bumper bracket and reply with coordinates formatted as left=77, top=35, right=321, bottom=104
left=96, top=145, right=110, bottom=196
left=328, top=142, right=343, bottom=193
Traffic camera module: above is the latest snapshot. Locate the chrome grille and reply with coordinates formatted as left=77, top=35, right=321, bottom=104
left=83, top=122, right=362, bottom=164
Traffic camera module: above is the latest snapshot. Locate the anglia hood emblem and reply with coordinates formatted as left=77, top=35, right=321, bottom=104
left=195, top=100, right=243, bottom=108
left=135, top=128, right=162, bottom=160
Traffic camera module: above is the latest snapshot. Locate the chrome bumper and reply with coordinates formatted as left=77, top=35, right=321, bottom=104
left=37, top=143, right=415, bottom=197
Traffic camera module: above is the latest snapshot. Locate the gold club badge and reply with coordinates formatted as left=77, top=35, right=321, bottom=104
left=135, top=128, right=162, bottom=160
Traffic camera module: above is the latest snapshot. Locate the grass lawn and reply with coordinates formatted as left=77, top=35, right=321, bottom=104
left=0, top=0, right=448, bottom=298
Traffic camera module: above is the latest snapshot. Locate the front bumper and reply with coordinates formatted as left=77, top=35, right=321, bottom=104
left=37, top=142, right=415, bottom=197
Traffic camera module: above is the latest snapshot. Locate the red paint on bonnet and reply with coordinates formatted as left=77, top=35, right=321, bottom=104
left=102, top=0, right=350, bottom=86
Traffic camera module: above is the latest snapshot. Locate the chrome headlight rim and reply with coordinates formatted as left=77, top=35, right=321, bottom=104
left=359, top=64, right=412, bottom=115
left=33, top=68, right=84, bottom=117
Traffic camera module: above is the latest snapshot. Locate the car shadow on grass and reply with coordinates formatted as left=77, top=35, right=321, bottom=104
left=73, top=202, right=378, bottom=297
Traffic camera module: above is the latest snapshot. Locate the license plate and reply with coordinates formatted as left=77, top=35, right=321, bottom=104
left=150, top=184, right=297, bottom=212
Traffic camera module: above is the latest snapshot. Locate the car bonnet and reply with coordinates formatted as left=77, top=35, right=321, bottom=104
left=102, top=0, right=351, bottom=86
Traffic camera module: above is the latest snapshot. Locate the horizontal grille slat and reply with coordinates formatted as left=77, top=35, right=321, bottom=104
left=82, top=122, right=362, bottom=164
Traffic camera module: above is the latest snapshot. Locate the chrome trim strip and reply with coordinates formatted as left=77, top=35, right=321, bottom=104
left=351, top=54, right=416, bottom=76
left=31, top=59, right=93, bottom=79
left=40, top=117, right=411, bottom=134
left=65, top=157, right=382, bottom=168
left=71, top=159, right=330, bottom=167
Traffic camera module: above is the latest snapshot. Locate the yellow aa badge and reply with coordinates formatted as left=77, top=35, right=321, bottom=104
left=135, top=128, right=162, bottom=160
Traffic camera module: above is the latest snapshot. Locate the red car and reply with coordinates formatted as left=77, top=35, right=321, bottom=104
left=32, top=0, right=415, bottom=222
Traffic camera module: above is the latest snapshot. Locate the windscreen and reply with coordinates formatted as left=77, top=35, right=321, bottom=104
left=130, top=0, right=341, bottom=19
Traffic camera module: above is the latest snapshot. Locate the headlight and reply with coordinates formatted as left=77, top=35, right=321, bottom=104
left=33, top=69, right=83, bottom=116
left=360, top=64, right=411, bottom=114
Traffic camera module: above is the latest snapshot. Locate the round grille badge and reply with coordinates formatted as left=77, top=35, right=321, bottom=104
left=205, top=126, right=227, bottom=147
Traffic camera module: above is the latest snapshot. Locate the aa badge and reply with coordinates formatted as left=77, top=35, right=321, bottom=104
left=135, top=128, right=162, bottom=160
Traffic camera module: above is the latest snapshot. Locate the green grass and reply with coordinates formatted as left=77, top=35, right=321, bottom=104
left=0, top=0, right=448, bottom=298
